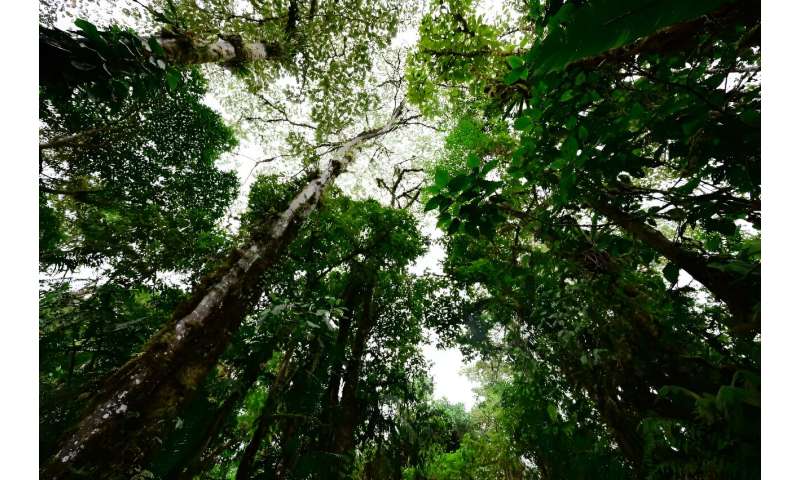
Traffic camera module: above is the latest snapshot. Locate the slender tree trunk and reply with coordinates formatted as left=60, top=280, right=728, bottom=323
left=39, top=128, right=104, bottom=151
left=236, top=341, right=299, bottom=480
left=40, top=107, right=141, bottom=151
left=316, top=267, right=366, bottom=455
left=166, top=329, right=289, bottom=480
left=273, top=337, right=325, bottom=480
left=40, top=26, right=284, bottom=88
left=590, top=197, right=760, bottom=334
left=331, top=275, right=378, bottom=457
left=41, top=111, right=404, bottom=479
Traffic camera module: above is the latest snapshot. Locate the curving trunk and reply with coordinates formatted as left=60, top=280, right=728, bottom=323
left=591, top=197, right=760, bottom=335
left=157, top=35, right=283, bottom=66
left=41, top=111, right=404, bottom=479
left=39, top=26, right=284, bottom=94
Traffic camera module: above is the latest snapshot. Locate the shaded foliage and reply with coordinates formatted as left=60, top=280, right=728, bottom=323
left=39, top=1, right=761, bottom=479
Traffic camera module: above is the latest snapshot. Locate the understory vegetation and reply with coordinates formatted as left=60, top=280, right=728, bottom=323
left=39, top=1, right=760, bottom=479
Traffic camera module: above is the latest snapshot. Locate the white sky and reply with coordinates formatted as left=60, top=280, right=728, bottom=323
left=410, top=216, right=478, bottom=409
left=423, top=341, right=477, bottom=409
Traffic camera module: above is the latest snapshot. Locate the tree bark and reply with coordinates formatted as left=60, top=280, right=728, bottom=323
left=39, top=128, right=104, bottom=151
left=157, top=35, right=283, bottom=66
left=567, top=1, right=759, bottom=72
left=331, top=274, right=378, bottom=457
left=41, top=111, right=404, bottom=479
left=235, top=341, right=299, bottom=480
left=272, top=352, right=324, bottom=480
left=40, top=26, right=283, bottom=69
left=322, top=269, right=363, bottom=418
left=590, top=197, right=760, bottom=335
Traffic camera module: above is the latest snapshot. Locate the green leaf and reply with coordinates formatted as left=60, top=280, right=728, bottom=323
left=562, top=136, right=578, bottom=159
left=506, top=56, right=524, bottom=69
left=549, top=158, right=567, bottom=170
left=559, top=89, right=575, bottom=102
left=446, top=218, right=462, bottom=234
left=662, top=263, right=680, bottom=284
left=165, top=69, right=180, bottom=90
left=448, top=174, right=472, bottom=193
left=74, top=18, right=100, bottom=39
left=503, top=68, right=529, bottom=85
left=434, top=168, right=449, bottom=187
left=704, top=234, right=722, bottom=252
left=481, top=160, right=499, bottom=175
left=741, top=109, right=760, bottom=125
left=464, top=220, right=480, bottom=237
left=437, top=211, right=453, bottom=230
left=148, top=37, right=166, bottom=58
left=547, top=404, right=559, bottom=422
left=706, top=217, right=737, bottom=236
left=467, top=153, right=480, bottom=169
left=676, top=176, right=701, bottom=194
left=424, top=195, right=441, bottom=212
left=514, top=116, right=533, bottom=131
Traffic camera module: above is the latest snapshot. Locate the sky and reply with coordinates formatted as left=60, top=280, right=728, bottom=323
left=423, top=342, right=477, bottom=409
left=410, top=218, right=479, bottom=410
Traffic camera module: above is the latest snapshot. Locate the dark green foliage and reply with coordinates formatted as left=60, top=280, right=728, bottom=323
left=39, top=2, right=762, bottom=479
left=39, top=281, right=186, bottom=462
left=240, top=174, right=308, bottom=233
left=410, top=0, right=761, bottom=478
left=38, top=22, right=240, bottom=472
left=40, top=20, right=179, bottom=104
left=523, top=0, right=734, bottom=76
left=40, top=66, right=238, bottom=282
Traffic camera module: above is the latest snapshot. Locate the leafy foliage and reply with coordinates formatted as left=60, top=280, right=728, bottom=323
left=39, top=1, right=761, bottom=479
left=411, top=0, right=761, bottom=478
left=40, top=66, right=237, bottom=282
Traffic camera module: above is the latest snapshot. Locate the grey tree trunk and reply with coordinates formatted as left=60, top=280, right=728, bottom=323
left=157, top=36, right=283, bottom=66
left=41, top=110, right=405, bottom=479
left=39, top=26, right=284, bottom=94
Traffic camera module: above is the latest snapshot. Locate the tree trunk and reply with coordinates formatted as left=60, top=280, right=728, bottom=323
left=590, top=197, right=760, bottom=335
left=39, top=128, right=104, bottom=151
left=236, top=341, right=299, bottom=480
left=331, top=274, right=378, bottom=457
left=40, top=26, right=283, bottom=88
left=165, top=328, right=289, bottom=480
left=568, top=0, right=759, bottom=72
left=157, top=35, right=283, bottom=66
left=273, top=337, right=325, bottom=480
left=321, top=269, right=363, bottom=419
left=41, top=111, right=404, bottom=480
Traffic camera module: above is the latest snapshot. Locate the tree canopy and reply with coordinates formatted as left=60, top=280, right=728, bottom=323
left=39, top=1, right=760, bottom=479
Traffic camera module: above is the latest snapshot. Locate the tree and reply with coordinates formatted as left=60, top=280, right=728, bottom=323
left=41, top=104, right=410, bottom=478
left=40, top=67, right=238, bottom=282
left=39, top=1, right=762, bottom=478
left=414, top=0, right=760, bottom=477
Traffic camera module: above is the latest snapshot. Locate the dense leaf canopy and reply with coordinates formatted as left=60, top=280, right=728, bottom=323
left=39, top=1, right=760, bottom=479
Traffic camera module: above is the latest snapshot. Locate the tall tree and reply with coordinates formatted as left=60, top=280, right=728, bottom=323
left=41, top=106, right=409, bottom=479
